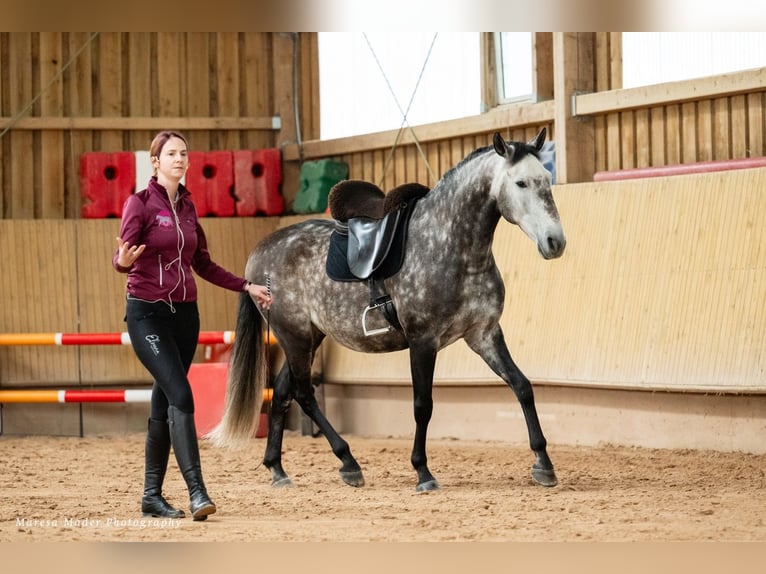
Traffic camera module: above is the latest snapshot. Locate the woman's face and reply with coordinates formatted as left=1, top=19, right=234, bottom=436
left=153, top=136, right=189, bottom=183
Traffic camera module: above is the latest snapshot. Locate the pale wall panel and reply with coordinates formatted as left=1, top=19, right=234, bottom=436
left=324, top=168, right=766, bottom=393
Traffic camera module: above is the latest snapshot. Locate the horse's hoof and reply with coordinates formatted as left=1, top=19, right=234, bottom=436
left=531, top=465, right=558, bottom=487
left=271, top=476, right=293, bottom=488
left=339, top=469, right=365, bottom=487
left=415, top=479, right=440, bottom=492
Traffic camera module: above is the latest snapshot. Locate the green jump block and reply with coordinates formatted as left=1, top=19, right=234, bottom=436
left=293, top=159, right=349, bottom=214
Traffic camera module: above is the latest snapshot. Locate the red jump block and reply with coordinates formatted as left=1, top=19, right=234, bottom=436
left=233, top=149, right=284, bottom=216
left=186, top=151, right=235, bottom=217
left=80, top=152, right=136, bottom=218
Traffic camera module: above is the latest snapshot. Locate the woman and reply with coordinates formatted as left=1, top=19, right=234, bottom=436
left=113, top=131, right=271, bottom=521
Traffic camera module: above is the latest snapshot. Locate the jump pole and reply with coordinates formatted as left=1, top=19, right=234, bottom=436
left=0, top=330, right=276, bottom=404
left=0, top=330, right=237, bottom=346
left=0, top=388, right=273, bottom=404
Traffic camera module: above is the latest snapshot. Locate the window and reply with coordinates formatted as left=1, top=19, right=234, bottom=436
left=318, top=32, right=481, bottom=140
left=622, top=32, right=766, bottom=89
left=495, top=32, right=534, bottom=103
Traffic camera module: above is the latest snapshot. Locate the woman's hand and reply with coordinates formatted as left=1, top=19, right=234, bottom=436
left=246, top=282, right=273, bottom=309
left=116, top=237, right=146, bottom=268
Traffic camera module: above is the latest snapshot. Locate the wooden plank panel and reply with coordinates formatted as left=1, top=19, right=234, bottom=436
left=746, top=92, right=764, bottom=158
left=185, top=33, right=212, bottom=150
left=393, top=146, right=407, bottom=189
left=39, top=32, right=65, bottom=218
left=242, top=32, right=272, bottom=150
left=696, top=100, right=713, bottom=162
left=634, top=109, right=650, bottom=168
left=649, top=106, right=665, bottom=166
left=0, top=222, right=79, bottom=385
left=96, top=33, right=123, bottom=151
left=605, top=112, right=621, bottom=170
left=575, top=66, right=766, bottom=116
left=156, top=33, right=182, bottom=118
left=347, top=152, right=363, bottom=182
left=8, top=33, right=34, bottom=218
left=426, top=141, right=439, bottom=187
left=126, top=32, right=153, bottom=151
left=730, top=94, right=747, bottom=158
left=1, top=34, right=7, bottom=217
left=450, top=139, right=464, bottom=175
left=665, top=104, right=681, bottom=165
left=63, top=32, right=95, bottom=219
left=712, top=97, right=731, bottom=160
left=298, top=33, right=319, bottom=142
left=620, top=111, right=635, bottom=169
left=215, top=32, right=240, bottom=150
left=680, top=101, right=697, bottom=164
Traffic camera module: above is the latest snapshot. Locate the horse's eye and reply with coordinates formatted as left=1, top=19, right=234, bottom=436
left=516, top=180, right=528, bottom=188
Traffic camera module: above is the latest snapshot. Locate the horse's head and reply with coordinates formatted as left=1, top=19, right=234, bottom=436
left=490, top=128, right=566, bottom=260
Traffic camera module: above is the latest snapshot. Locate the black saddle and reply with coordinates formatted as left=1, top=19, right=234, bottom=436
left=325, top=180, right=429, bottom=335
left=326, top=180, right=429, bottom=282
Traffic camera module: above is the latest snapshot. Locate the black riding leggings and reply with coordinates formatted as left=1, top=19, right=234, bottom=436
left=125, top=298, right=200, bottom=420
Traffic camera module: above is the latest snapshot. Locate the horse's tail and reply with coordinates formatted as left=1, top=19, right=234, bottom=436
left=206, top=292, right=267, bottom=448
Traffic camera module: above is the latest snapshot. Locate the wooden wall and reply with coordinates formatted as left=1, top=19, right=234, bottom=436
left=0, top=218, right=277, bottom=386
left=340, top=126, right=551, bottom=190
left=0, top=32, right=319, bottom=219
left=2, top=32, right=765, bottom=398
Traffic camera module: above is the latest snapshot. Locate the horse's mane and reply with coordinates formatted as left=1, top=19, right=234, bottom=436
left=439, top=140, right=542, bottom=187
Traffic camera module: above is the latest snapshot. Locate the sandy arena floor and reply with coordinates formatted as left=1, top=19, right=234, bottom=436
left=1, top=431, right=765, bottom=544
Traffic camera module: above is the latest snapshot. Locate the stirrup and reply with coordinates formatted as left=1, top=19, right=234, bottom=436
left=362, top=302, right=393, bottom=337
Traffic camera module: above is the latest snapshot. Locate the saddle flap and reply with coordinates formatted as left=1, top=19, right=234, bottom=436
left=347, top=210, right=403, bottom=279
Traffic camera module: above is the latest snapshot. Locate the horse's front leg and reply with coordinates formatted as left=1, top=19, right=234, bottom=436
left=465, top=325, right=557, bottom=487
left=409, top=341, right=439, bottom=491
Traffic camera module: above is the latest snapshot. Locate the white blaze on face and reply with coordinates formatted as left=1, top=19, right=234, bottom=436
left=492, top=153, right=566, bottom=260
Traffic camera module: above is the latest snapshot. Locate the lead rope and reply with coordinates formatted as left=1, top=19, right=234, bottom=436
left=265, top=275, right=272, bottom=426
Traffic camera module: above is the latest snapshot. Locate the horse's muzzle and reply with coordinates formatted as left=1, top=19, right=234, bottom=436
left=539, top=233, right=566, bottom=259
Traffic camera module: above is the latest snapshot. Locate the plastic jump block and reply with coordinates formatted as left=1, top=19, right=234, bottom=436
left=186, top=151, right=236, bottom=216
left=293, top=159, right=349, bottom=214
left=80, top=152, right=136, bottom=218
left=233, top=149, right=284, bottom=216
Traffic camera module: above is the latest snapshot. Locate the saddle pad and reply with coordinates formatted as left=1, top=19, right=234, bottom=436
left=326, top=230, right=356, bottom=282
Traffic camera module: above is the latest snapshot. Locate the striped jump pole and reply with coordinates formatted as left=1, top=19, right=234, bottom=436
left=0, top=331, right=235, bottom=346
left=0, top=330, right=277, bottom=346
left=0, top=388, right=273, bottom=404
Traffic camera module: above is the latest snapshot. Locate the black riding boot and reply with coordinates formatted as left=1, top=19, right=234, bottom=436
left=142, top=418, right=186, bottom=519
left=167, top=405, right=217, bottom=521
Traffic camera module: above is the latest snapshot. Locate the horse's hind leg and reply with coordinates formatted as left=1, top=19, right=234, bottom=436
left=466, top=326, right=557, bottom=487
left=265, top=341, right=364, bottom=488
left=293, top=373, right=365, bottom=487
left=262, top=364, right=294, bottom=487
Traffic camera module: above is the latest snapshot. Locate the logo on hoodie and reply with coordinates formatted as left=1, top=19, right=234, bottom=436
left=155, top=210, right=173, bottom=228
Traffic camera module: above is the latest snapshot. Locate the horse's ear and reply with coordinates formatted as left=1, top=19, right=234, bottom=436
left=528, top=127, right=547, bottom=151
left=493, top=132, right=512, bottom=158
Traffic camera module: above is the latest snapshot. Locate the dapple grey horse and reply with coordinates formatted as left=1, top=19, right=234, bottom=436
left=209, top=128, right=566, bottom=491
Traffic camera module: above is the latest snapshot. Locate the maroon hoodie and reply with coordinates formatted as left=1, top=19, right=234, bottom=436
left=113, top=177, right=247, bottom=303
